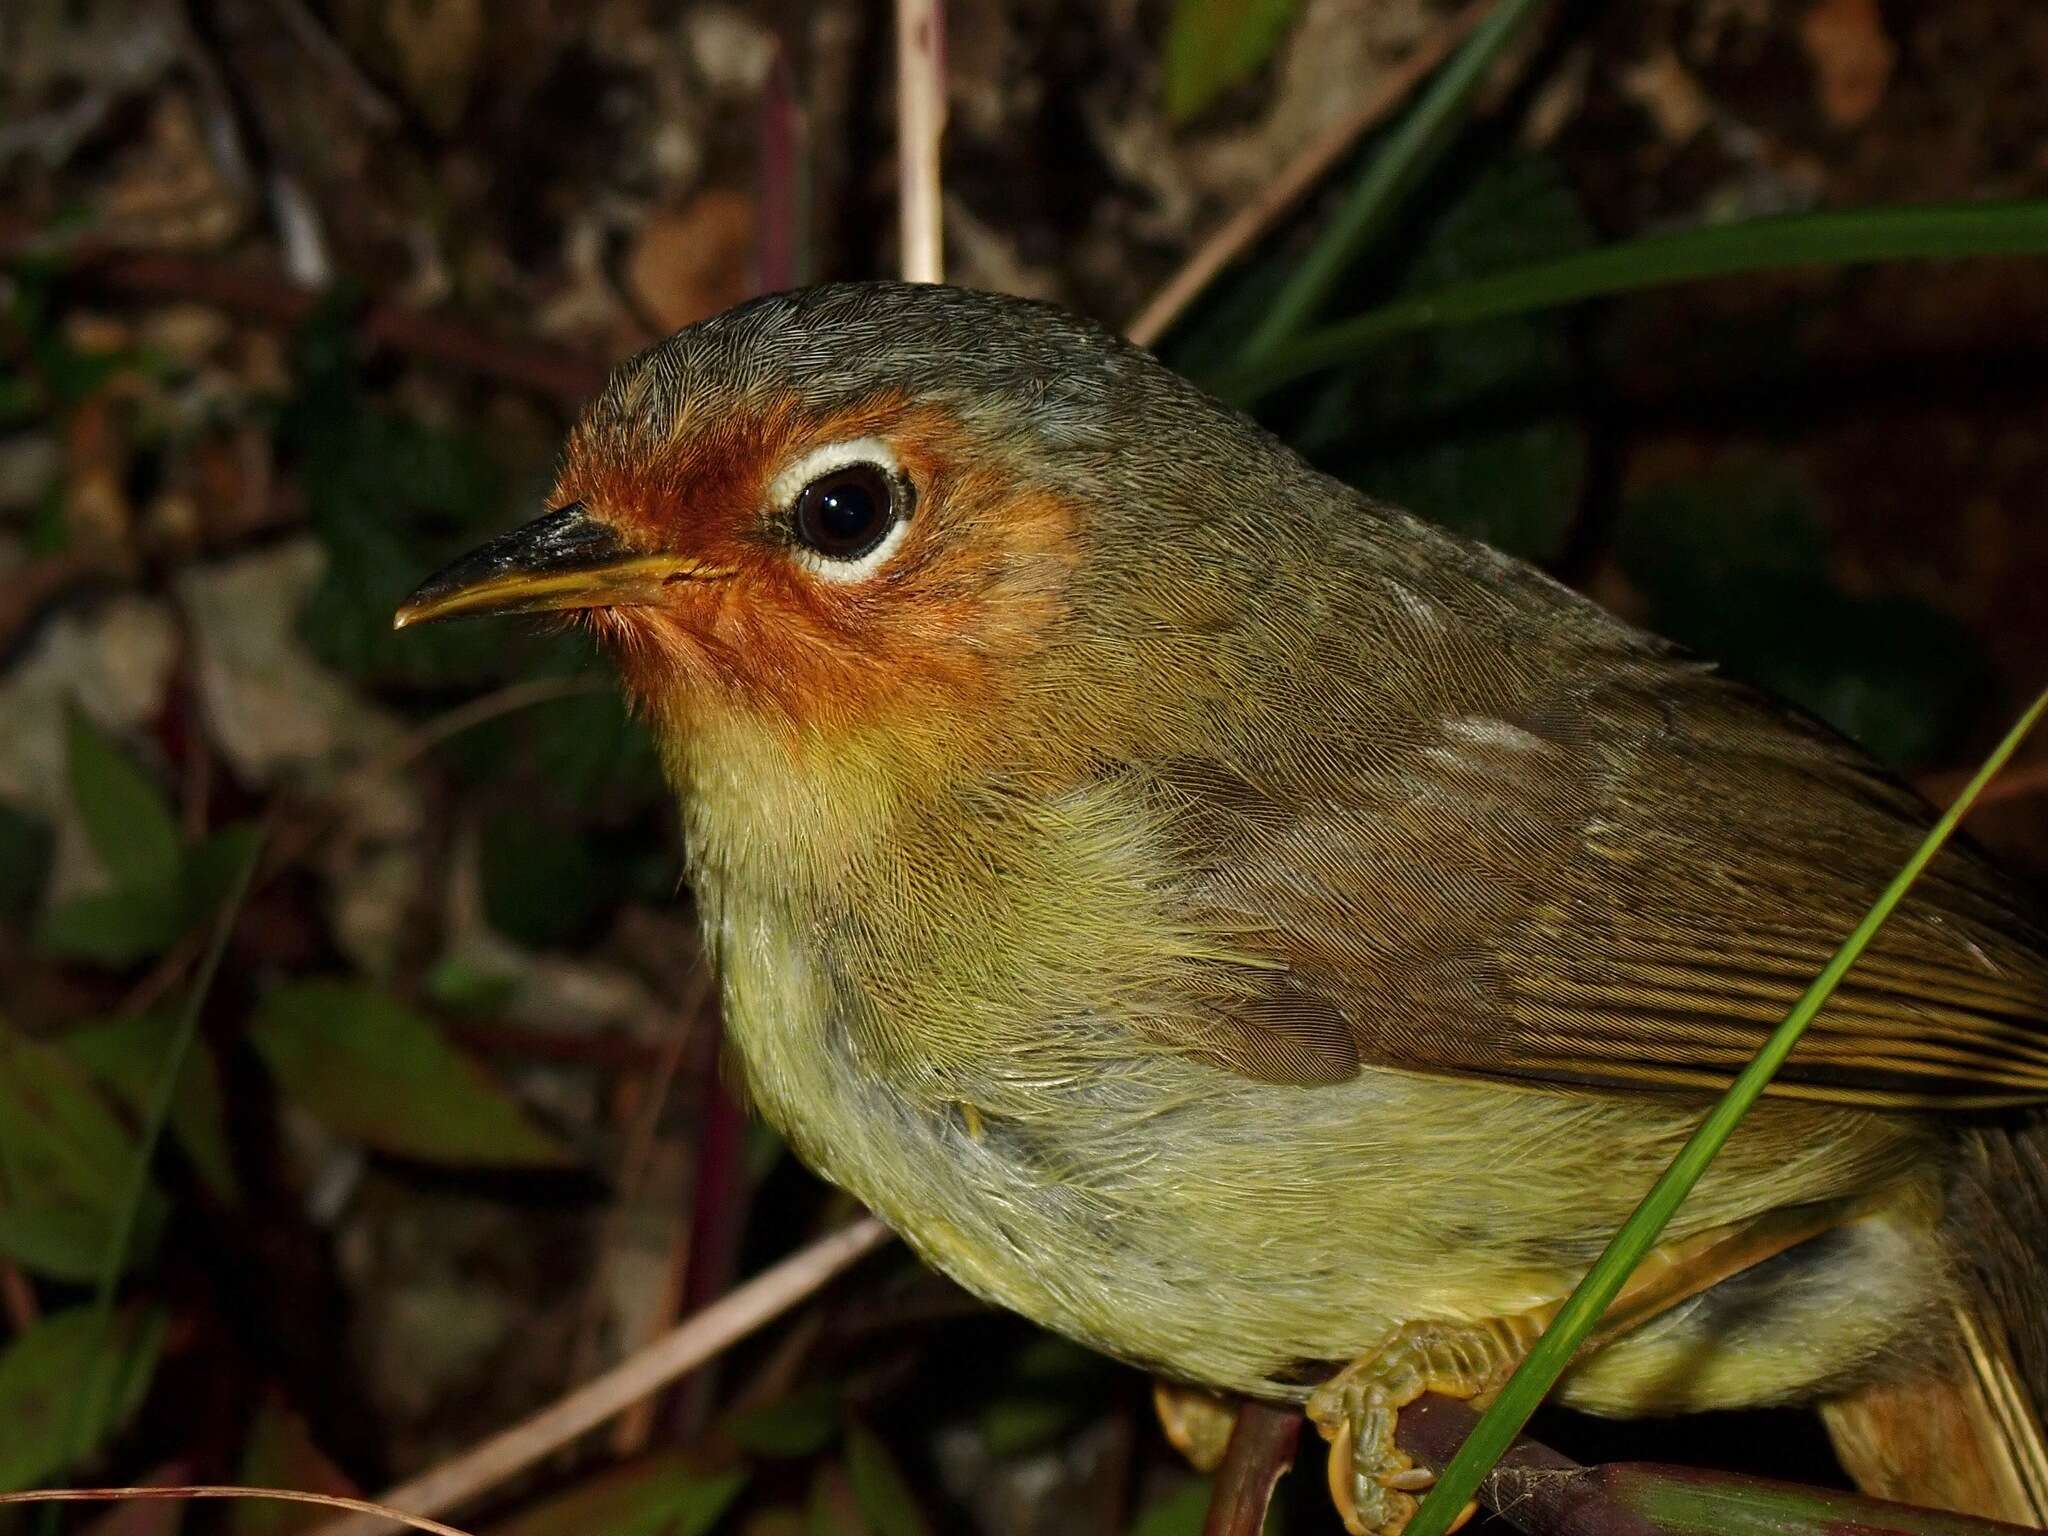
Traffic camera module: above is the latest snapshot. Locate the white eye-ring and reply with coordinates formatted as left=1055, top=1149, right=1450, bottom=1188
left=771, top=437, right=912, bottom=582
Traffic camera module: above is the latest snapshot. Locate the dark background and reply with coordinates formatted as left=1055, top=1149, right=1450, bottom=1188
left=3, top=2, right=2047, bottom=1533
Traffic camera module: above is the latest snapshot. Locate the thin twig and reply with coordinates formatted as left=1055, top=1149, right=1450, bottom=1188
left=0, top=1487, right=474, bottom=1536
left=1202, top=1399, right=1302, bottom=1536
left=600, top=971, right=709, bottom=1454
left=757, top=42, right=809, bottom=292
left=260, top=0, right=403, bottom=129
left=51, top=829, right=265, bottom=1497
left=0, top=1258, right=38, bottom=1332
left=895, top=0, right=947, bottom=283
left=1124, top=0, right=1491, bottom=349
left=310, top=1218, right=893, bottom=1536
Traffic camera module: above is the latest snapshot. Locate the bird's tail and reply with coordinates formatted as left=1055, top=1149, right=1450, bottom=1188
left=1823, top=1115, right=2048, bottom=1525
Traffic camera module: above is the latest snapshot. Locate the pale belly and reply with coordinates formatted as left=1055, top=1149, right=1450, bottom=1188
left=709, top=899, right=1943, bottom=1407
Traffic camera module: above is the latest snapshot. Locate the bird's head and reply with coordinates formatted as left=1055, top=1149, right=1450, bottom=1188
left=401, top=287, right=1125, bottom=751
left=399, top=283, right=1323, bottom=783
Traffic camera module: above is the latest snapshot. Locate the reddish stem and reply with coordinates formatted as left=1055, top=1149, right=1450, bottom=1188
left=1203, top=1399, right=1302, bottom=1536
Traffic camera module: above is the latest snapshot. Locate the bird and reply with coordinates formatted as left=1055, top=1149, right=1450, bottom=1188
left=397, top=281, right=2048, bottom=1534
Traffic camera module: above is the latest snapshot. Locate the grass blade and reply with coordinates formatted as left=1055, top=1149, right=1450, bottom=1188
left=1404, top=686, right=2048, bottom=1536
left=46, top=829, right=264, bottom=1511
left=1234, top=0, right=1551, bottom=364
left=1217, top=199, right=2048, bottom=398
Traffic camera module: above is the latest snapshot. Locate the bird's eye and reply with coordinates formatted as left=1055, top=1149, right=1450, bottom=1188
left=792, top=463, right=897, bottom=561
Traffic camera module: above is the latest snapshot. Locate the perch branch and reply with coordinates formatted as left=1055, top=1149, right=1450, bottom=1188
left=1202, top=1399, right=1302, bottom=1536
left=1395, top=1393, right=2040, bottom=1536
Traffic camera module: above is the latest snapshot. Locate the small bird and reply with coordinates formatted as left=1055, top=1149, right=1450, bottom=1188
left=399, top=283, right=2048, bottom=1534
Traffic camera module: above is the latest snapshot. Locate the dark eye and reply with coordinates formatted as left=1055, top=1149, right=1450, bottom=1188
left=792, top=463, right=897, bottom=561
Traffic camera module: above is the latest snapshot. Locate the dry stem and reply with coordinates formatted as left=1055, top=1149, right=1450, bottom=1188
left=895, top=0, right=948, bottom=282
left=1124, top=0, right=1491, bottom=349
left=0, top=1487, right=475, bottom=1536
left=309, top=1217, right=892, bottom=1536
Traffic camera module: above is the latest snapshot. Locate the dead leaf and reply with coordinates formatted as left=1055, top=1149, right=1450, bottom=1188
left=1800, top=0, right=1895, bottom=129
left=625, top=190, right=757, bottom=335
left=1619, top=46, right=1712, bottom=145
left=385, top=0, right=484, bottom=132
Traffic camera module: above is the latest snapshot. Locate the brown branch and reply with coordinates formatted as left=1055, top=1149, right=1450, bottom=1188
left=1396, top=1394, right=1658, bottom=1536
left=309, top=1218, right=893, bottom=1536
left=1394, top=1394, right=2041, bottom=1536
left=0, top=550, right=105, bottom=658
left=0, top=218, right=607, bottom=405
left=1203, top=1399, right=1302, bottom=1536
left=0, top=1258, right=39, bottom=1333
left=1124, top=0, right=1492, bottom=349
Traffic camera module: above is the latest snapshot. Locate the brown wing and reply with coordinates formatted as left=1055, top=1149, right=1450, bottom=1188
left=1123, top=522, right=2048, bottom=1110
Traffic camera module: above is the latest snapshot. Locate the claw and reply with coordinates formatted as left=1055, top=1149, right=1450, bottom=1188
left=1307, top=1315, right=1544, bottom=1536
left=1326, top=1416, right=1361, bottom=1534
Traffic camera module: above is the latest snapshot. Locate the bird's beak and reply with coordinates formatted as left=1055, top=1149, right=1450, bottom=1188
left=393, top=503, right=726, bottom=629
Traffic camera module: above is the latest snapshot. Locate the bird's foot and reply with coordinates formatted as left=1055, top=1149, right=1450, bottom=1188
left=1153, top=1380, right=1239, bottom=1472
left=1305, top=1314, right=1544, bottom=1536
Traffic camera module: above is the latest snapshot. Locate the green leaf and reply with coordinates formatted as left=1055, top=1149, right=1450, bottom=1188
left=744, top=1122, right=788, bottom=1186
left=1615, top=463, right=1990, bottom=767
left=977, top=1394, right=1079, bottom=1459
left=183, top=822, right=264, bottom=922
left=251, top=982, right=575, bottom=1168
left=979, top=1333, right=1111, bottom=1457
left=485, top=1455, right=746, bottom=1536
left=725, top=1384, right=842, bottom=1459
left=480, top=813, right=603, bottom=949
left=65, top=709, right=181, bottom=891
left=804, top=1462, right=867, bottom=1536
left=1235, top=0, right=1553, bottom=362
left=1220, top=199, right=2048, bottom=398
left=1404, top=689, right=2048, bottom=1536
left=67, top=1014, right=239, bottom=1203
left=36, top=885, right=187, bottom=967
left=1128, top=1479, right=1213, bottom=1536
left=1615, top=460, right=1830, bottom=603
left=1306, top=157, right=1594, bottom=563
left=1164, top=0, right=1299, bottom=122
left=233, top=1396, right=360, bottom=1536
left=423, top=957, right=522, bottom=1016
left=0, top=1030, right=167, bottom=1281
left=525, top=677, right=665, bottom=816
left=1364, top=423, right=1585, bottom=563
left=844, top=1424, right=931, bottom=1536
left=0, top=1305, right=167, bottom=1491
left=0, top=1205, right=159, bottom=1284
left=0, top=801, right=54, bottom=920
left=282, top=368, right=520, bottom=689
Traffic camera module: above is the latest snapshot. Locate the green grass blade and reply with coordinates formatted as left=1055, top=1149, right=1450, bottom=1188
left=1404, top=686, right=2048, bottom=1536
left=1234, top=0, right=1551, bottom=364
left=1216, top=199, right=2048, bottom=399
left=47, top=829, right=265, bottom=1507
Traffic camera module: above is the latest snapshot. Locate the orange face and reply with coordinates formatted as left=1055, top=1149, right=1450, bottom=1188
left=399, top=387, right=1084, bottom=754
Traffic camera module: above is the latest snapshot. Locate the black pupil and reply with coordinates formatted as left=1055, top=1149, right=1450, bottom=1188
left=796, top=467, right=891, bottom=558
